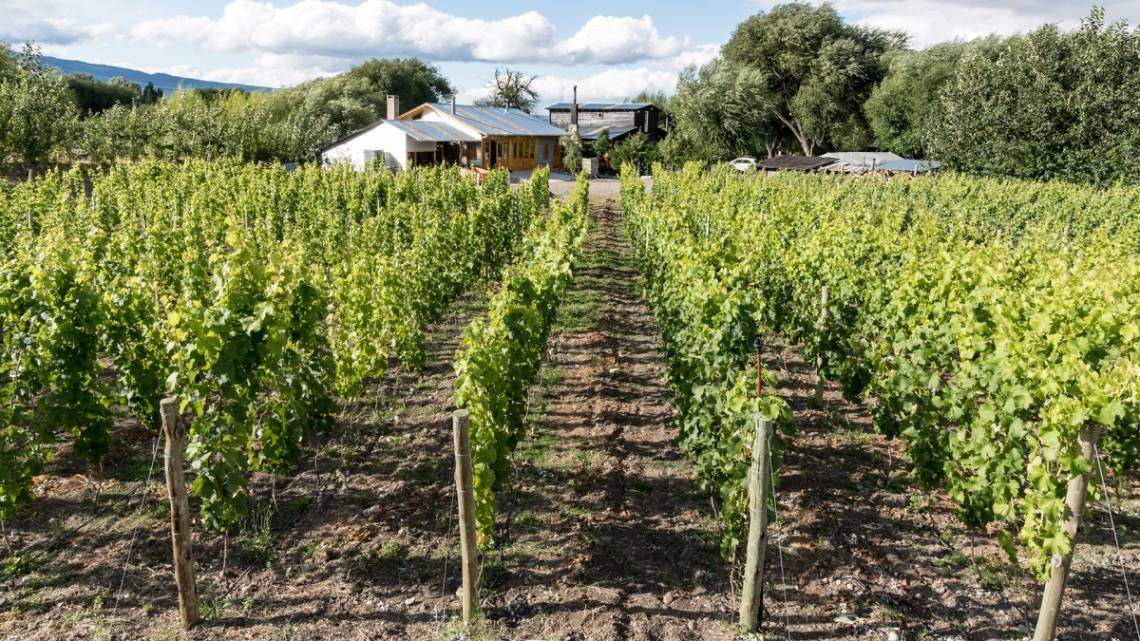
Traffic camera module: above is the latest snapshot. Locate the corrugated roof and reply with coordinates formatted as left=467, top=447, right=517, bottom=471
left=425, top=104, right=566, bottom=137
left=821, top=151, right=904, bottom=172
left=761, top=156, right=836, bottom=171
left=547, top=102, right=655, bottom=111
left=388, top=119, right=480, bottom=143
left=876, top=159, right=943, bottom=173
left=579, top=126, right=638, bottom=141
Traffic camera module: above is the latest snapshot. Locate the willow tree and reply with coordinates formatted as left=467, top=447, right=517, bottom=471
left=722, top=3, right=903, bottom=155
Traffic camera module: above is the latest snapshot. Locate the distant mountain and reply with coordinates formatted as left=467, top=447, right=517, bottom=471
left=41, top=56, right=270, bottom=94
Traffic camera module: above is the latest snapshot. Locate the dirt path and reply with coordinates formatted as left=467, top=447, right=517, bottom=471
left=482, top=201, right=734, bottom=641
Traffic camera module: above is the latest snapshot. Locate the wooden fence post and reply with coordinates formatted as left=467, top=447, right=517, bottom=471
left=813, top=285, right=830, bottom=405
left=160, top=398, right=200, bottom=629
left=452, top=410, right=479, bottom=623
left=1032, top=426, right=1098, bottom=641
left=739, top=413, right=773, bottom=632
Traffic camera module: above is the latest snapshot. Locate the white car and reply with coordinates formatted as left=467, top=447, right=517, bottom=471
left=728, top=157, right=758, bottom=172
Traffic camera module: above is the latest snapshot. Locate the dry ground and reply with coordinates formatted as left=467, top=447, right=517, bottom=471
left=0, top=196, right=1136, bottom=641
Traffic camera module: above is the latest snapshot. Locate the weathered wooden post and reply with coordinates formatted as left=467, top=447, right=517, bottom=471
left=1032, top=426, right=1098, bottom=641
left=739, top=413, right=773, bottom=632
left=160, top=398, right=200, bottom=629
left=813, top=285, right=830, bottom=405
left=452, top=410, right=479, bottom=623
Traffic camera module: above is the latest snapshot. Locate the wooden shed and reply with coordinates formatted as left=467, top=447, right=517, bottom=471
left=547, top=102, right=667, bottom=142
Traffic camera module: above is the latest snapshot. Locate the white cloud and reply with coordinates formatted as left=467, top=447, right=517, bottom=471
left=752, top=0, right=1137, bottom=48
left=0, top=15, right=115, bottom=45
left=130, top=0, right=691, bottom=66
left=457, top=67, right=683, bottom=107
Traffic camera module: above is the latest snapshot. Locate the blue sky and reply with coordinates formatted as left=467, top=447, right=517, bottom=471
left=1, top=0, right=1132, bottom=103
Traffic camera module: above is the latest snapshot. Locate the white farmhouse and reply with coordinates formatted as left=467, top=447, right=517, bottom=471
left=321, top=96, right=566, bottom=172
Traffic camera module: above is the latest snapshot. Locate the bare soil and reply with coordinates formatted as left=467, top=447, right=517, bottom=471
left=0, top=197, right=1136, bottom=641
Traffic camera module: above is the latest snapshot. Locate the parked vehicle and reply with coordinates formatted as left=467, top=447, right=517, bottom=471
left=728, top=157, right=758, bottom=172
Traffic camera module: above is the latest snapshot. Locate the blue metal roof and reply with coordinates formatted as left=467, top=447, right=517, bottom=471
left=425, top=104, right=565, bottom=137
left=547, top=102, right=654, bottom=111
left=579, top=126, right=637, bottom=141
left=387, top=119, right=480, bottom=143
left=876, top=159, right=943, bottom=173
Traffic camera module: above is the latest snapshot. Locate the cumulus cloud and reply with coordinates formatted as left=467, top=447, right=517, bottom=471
left=457, top=67, right=684, bottom=107
left=0, top=16, right=115, bottom=45
left=131, top=0, right=692, bottom=65
left=753, top=0, right=1135, bottom=48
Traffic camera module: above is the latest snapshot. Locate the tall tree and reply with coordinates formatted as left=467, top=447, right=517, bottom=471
left=722, top=3, right=903, bottom=155
left=476, top=68, right=539, bottom=112
left=929, top=8, right=1140, bottom=184
left=667, top=60, right=789, bottom=162
left=0, top=43, right=78, bottom=177
left=863, top=42, right=972, bottom=158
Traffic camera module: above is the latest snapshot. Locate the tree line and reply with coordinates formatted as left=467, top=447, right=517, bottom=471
left=4, top=4, right=1138, bottom=185
left=662, top=4, right=1140, bottom=185
left=0, top=43, right=453, bottom=176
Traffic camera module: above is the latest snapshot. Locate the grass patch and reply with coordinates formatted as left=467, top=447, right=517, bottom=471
left=236, top=504, right=276, bottom=566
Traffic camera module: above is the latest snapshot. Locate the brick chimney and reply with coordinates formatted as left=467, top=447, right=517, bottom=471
left=386, top=95, right=400, bottom=120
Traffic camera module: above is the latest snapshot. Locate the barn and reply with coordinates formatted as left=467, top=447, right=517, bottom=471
left=547, top=101, right=667, bottom=143
left=321, top=96, right=567, bottom=171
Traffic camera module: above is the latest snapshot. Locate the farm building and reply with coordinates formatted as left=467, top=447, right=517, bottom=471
left=761, top=155, right=835, bottom=174
left=547, top=101, right=667, bottom=143
left=821, top=151, right=904, bottom=173
left=321, top=96, right=567, bottom=171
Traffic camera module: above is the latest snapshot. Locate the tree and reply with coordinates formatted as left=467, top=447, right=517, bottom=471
left=66, top=73, right=139, bottom=114
left=476, top=68, right=539, bottom=112
left=667, top=60, right=789, bottom=162
left=140, top=82, right=163, bottom=105
left=929, top=8, right=1140, bottom=184
left=864, top=42, right=970, bottom=158
left=722, top=3, right=904, bottom=155
left=0, top=42, right=16, bottom=81
left=0, top=43, right=79, bottom=177
left=561, top=135, right=582, bottom=173
left=270, top=58, right=452, bottom=137
left=590, top=128, right=612, bottom=160
left=610, top=132, right=658, bottom=175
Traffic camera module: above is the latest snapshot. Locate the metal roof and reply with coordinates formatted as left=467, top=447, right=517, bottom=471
left=876, top=159, right=943, bottom=173
left=761, top=156, right=836, bottom=171
left=821, top=151, right=904, bottom=172
left=579, top=126, right=638, bottom=141
left=547, top=102, right=655, bottom=111
left=387, top=119, right=480, bottom=143
left=425, top=103, right=566, bottom=137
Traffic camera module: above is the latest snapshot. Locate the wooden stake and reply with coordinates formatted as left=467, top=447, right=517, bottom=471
left=739, top=413, right=773, bottom=632
left=1032, top=426, right=1098, bottom=641
left=452, top=410, right=479, bottom=623
left=813, top=285, right=830, bottom=405
left=160, top=398, right=200, bottom=629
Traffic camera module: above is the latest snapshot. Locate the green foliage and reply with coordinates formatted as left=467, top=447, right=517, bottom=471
left=0, top=161, right=545, bottom=529
left=66, top=74, right=139, bottom=114
left=589, top=129, right=611, bottom=160
left=929, top=8, right=1140, bottom=184
left=620, top=164, right=793, bottom=556
left=560, top=135, right=582, bottom=174
left=454, top=171, right=589, bottom=545
left=668, top=60, right=784, bottom=162
left=610, top=133, right=658, bottom=176
left=625, top=164, right=1140, bottom=579
left=721, top=3, right=904, bottom=155
left=864, top=42, right=970, bottom=158
left=0, top=43, right=79, bottom=172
